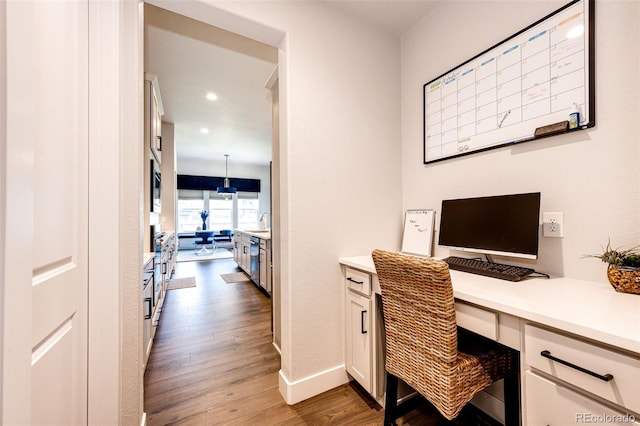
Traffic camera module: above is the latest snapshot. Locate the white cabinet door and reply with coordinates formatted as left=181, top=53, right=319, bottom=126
left=233, top=237, right=240, bottom=263
left=2, top=1, right=89, bottom=424
left=346, top=290, right=372, bottom=393
left=146, top=79, right=162, bottom=163
left=525, top=371, right=640, bottom=426
left=153, top=89, right=162, bottom=162
left=259, top=248, right=267, bottom=290
left=241, top=237, right=251, bottom=273
left=143, top=282, right=153, bottom=368
left=259, top=239, right=272, bottom=293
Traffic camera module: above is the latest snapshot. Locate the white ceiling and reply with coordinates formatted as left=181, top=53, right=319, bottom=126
left=330, top=0, right=440, bottom=36
left=145, top=4, right=277, bottom=168
left=144, top=1, right=439, bottom=168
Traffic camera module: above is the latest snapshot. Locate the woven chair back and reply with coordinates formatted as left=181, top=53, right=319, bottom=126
left=372, top=249, right=458, bottom=376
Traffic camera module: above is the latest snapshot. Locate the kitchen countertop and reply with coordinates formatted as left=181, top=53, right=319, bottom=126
left=234, top=229, right=271, bottom=240
left=339, top=254, right=640, bottom=355
left=143, top=230, right=176, bottom=267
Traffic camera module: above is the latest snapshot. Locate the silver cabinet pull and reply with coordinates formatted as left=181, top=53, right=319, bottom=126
left=144, top=297, right=152, bottom=320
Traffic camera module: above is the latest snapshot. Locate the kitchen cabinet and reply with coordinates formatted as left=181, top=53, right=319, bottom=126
left=233, top=232, right=251, bottom=274
left=344, top=267, right=375, bottom=395
left=233, top=234, right=241, bottom=264
left=142, top=256, right=154, bottom=370
left=240, top=233, right=251, bottom=274
left=259, top=238, right=271, bottom=293
left=143, top=232, right=176, bottom=373
left=346, top=285, right=372, bottom=393
left=142, top=72, right=165, bottom=254
left=523, top=324, right=640, bottom=425
left=144, top=73, right=163, bottom=164
left=242, top=235, right=251, bottom=274
left=160, top=232, right=176, bottom=294
left=525, top=371, right=639, bottom=425
left=233, top=230, right=272, bottom=295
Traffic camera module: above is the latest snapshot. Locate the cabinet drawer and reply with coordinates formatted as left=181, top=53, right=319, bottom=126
left=455, top=301, right=498, bottom=341
left=345, top=267, right=371, bottom=296
left=525, top=324, right=640, bottom=414
left=525, top=371, right=639, bottom=425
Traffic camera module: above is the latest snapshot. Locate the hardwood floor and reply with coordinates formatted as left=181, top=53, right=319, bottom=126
left=144, top=258, right=499, bottom=426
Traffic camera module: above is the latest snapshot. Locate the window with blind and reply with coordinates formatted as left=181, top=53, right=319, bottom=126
left=208, top=193, right=233, bottom=230
left=177, top=189, right=260, bottom=232
left=177, top=190, right=205, bottom=233
left=237, top=193, right=259, bottom=230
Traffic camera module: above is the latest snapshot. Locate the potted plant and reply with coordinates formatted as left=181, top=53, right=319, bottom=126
left=585, top=240, right=640, bottom=295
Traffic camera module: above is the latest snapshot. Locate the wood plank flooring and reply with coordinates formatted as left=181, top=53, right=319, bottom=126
left=143, top=258, right=499, bottom=426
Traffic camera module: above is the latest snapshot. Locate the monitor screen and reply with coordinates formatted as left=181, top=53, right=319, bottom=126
left=438, top=192, right=541, bottom=259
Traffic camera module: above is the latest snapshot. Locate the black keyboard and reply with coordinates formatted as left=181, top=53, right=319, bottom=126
left=443, top=256, right=534, bottom=282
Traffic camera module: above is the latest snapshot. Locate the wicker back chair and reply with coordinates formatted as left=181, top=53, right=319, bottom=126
left=371, top=249, right=520, bottom=425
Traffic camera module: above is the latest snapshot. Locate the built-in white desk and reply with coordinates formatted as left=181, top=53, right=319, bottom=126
left=339, top=255, right=640, bottom=426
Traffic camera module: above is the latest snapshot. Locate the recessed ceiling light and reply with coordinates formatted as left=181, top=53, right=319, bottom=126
left=206, top=92, right=218, bottom=101
left=200, top=128, right=209, bottom=134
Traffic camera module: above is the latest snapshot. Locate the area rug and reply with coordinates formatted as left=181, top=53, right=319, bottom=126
left=220, top=272, right=250, bottom=284
left=166, top=276, right=196, bottom=290
left=177, top=248, right=234, bottom=263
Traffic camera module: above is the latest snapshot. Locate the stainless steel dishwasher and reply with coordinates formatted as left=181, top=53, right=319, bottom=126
left=249, top=236, right=260, bottom=285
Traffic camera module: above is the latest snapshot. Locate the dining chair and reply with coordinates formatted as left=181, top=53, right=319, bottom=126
left=212, top=229, right=233, bottom=251
left=194, top=231, right=213, bottom=255
left=371, top=249, right=520, bottom=425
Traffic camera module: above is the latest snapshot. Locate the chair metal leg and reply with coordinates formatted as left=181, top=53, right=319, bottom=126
left=384, top=371, right=399, bottom=426
left=196, top=244, right=210, bottom=255
left=503, top=372, right=521, bottom=426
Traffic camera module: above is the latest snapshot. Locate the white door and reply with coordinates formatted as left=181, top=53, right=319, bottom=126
left=2, top=1, right=89, bottom=424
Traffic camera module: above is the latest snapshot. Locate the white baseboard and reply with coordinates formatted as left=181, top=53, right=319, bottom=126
left=278, top=365, right=349, bottom=405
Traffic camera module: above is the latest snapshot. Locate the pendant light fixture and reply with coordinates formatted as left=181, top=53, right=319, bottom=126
left=217, top=154, right=237, bottom=197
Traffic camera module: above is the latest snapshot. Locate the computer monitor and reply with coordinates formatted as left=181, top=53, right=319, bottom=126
left=438, top=192, right=541, bottom=260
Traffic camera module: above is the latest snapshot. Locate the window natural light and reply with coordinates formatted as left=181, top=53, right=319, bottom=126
left=177, top=190, right=260, bottom=232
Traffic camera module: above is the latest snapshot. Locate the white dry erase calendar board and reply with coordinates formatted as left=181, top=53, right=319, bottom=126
left=401, top=210, right=435, bottom=257
left=423, top=0, right=594, bottom=164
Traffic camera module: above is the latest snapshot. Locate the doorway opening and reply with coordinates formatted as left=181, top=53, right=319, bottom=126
left=142, top=2, right=282, bottom=419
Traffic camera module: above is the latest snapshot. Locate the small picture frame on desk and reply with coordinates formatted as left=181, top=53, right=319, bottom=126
left=401, top=209, right=435, bottom=257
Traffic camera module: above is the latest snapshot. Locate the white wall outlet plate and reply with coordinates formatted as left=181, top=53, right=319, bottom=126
left=543, top=212, right=564, bottom=238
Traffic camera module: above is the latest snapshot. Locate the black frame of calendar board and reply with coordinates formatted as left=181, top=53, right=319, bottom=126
left=423, top=0, right=595, bottom=165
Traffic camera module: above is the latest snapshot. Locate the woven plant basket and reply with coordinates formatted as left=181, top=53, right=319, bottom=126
left=607, top=265, right=640, bottom=295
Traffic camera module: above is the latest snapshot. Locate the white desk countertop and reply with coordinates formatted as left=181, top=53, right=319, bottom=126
left=339, top=255, right=640, bottom=355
